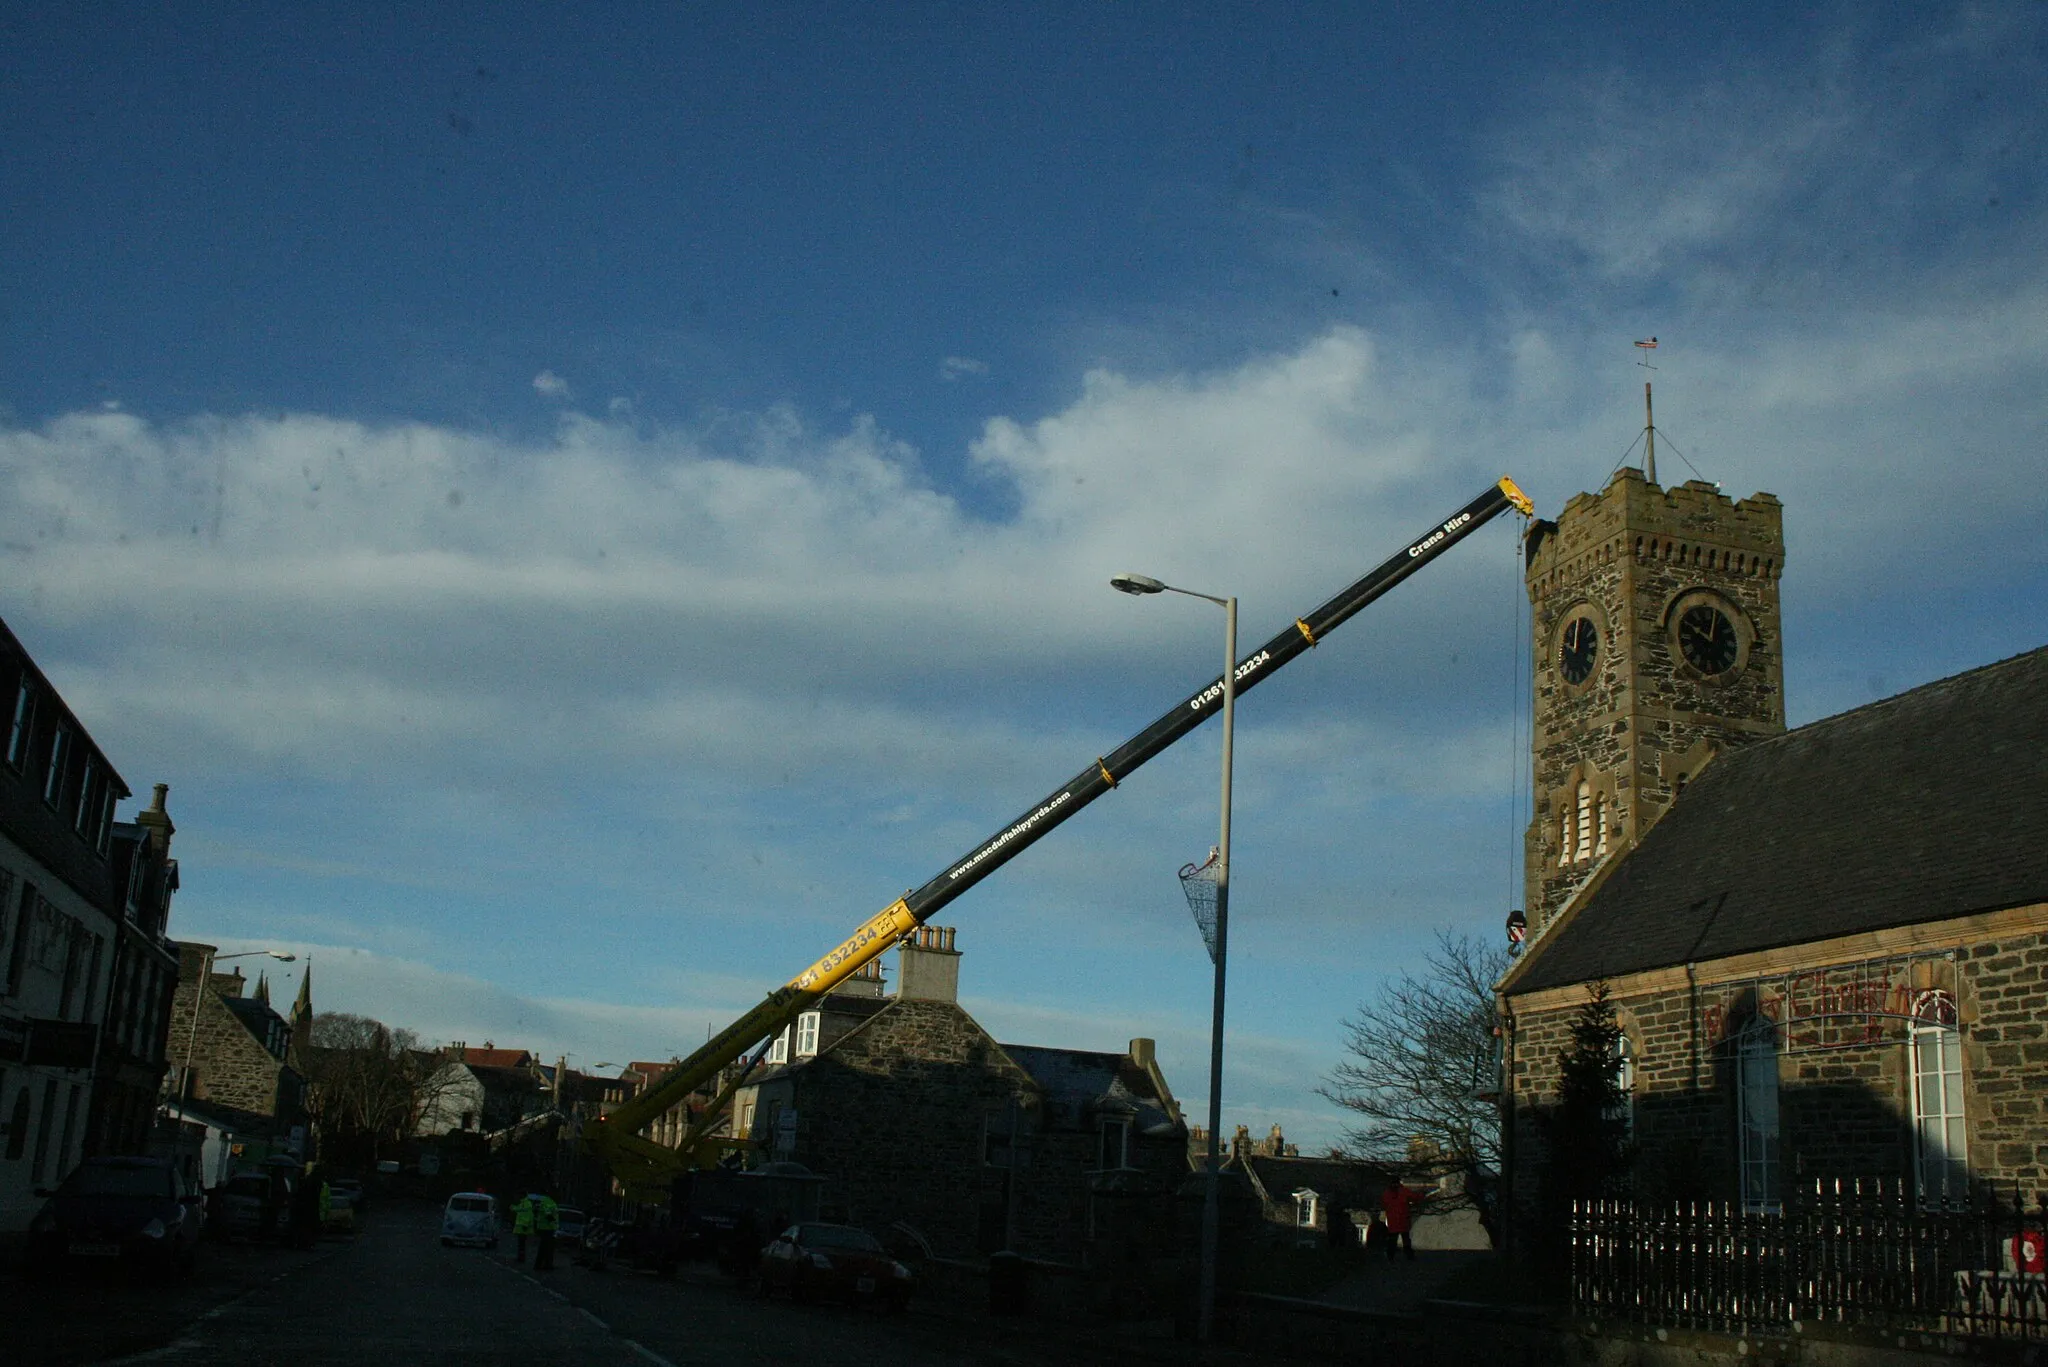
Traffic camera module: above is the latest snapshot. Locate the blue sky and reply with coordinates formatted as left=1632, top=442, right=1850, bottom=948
left=4, top=5, right=2044, bottom=1149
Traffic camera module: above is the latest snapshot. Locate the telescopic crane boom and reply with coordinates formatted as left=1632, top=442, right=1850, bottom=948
left=586, top=477, right=1534, bottom=1196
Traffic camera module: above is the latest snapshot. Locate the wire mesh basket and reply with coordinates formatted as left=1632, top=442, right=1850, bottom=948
left=1178, top=847, right=1221, bottom=964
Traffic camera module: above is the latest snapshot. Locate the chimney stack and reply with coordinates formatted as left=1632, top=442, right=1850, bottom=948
left=896, top=924, right=962, bottom=1003
left=133, top=782, right=176, bottom=854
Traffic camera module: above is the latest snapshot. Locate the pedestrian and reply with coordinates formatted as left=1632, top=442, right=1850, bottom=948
left=262, top=1165, right=291, bottom=1243
left=533, top=1191, right=560, bottom=1271
left=512, top=1192, right=535, bottom=1264
left=292, top=1165, right=331, bottom=1248
left=1379, top=1176, right=1422, bottom=1263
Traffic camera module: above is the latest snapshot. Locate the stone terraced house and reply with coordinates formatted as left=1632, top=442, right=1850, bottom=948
left=166, top=942, right=309, bottom=1153
left=733, top=925, right=1186, bottom=1268
left=1498, top=467, right=2046, bottom=1237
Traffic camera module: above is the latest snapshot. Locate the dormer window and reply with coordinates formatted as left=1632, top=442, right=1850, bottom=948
left=1294, top=1188, right=1321, bottom=1229
left=794, top=1012, right=821, bottom=1059
left=766, top=1027, right=790, bottom=1065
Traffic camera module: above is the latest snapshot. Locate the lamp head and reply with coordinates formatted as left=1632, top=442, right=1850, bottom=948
left=1110, top=573, right=1165, bottom=596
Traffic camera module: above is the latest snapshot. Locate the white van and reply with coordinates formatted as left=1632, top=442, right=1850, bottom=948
left=440, top=1191, right=499, bottom=1248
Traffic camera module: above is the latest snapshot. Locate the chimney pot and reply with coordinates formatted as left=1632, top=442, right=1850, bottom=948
left=897, top=924, right=962, bottom=1003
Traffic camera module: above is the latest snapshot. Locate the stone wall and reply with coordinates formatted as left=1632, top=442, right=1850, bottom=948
left=778, top=999, right=1187, bottom=1267
left=166, top=968, right=289, bottom=1118
left=1960, top=930, right=2048, bottom=1190
left=786, top=998, right=1030, bottom=1260
left=1524, top=470, right=1786, bottom=929
left=1504, top=920, right=2048, bottom=1239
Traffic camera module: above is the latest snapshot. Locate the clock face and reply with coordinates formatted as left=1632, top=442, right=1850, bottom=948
left=1678, top=603, right=1739, bottom=675
left=1558, top=615, right=1599, bottom=685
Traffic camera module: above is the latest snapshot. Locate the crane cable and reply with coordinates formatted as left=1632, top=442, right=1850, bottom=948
left=1505, top=511, right=1532, bottom=928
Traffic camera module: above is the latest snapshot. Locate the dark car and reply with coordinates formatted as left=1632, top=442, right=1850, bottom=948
left=214, top=1169, right=292, bottom=1241
left=758, top=1222, right=912, bottom=1310
left=28, top=1156, right=204, bottom=1276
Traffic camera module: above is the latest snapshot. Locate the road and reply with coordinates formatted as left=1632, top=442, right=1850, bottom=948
left=13, top=1199, right=1255, bottom=1366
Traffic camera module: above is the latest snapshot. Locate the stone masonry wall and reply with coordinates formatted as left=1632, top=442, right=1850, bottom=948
left=1524, top=470, right=1785, bottom=930
left=1960, top=929, right=2048, bottom=1191
left=1506, top=924, right=2048, bottom=1245
left=783, top=999, right=1185, bottom=1267
left=788, top=998, right=1038, bottom=1261
left=167, top=977, right=285, bottom=1117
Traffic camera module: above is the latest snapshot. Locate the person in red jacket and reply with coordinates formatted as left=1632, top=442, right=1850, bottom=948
left=1379, top=1177, right=1423, bottom=1262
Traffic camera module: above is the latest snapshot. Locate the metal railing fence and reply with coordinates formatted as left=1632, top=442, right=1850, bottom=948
left=1571, top=1179, right=2046, bottom=1342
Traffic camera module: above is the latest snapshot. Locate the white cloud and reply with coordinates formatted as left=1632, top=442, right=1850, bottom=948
left=939, top=356, right=989, bottom=381
left=532, top=369, right=571, bottom=399
left=214, top=938, right=756, bottom=1068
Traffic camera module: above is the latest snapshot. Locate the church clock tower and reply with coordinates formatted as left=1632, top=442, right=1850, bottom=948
left=1524, top=467, right=1786, bottom=930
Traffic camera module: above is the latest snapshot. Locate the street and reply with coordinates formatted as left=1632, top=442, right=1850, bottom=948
left=10, top=1199, right=1248, bottom=1367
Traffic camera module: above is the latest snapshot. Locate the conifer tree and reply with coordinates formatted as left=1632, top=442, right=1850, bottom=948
left=1543, top=980, right=1635, bottom=1203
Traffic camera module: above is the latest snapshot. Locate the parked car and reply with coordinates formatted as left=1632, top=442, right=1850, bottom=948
left=326, top=1177, right=365, bottom=1214
left=27, top=1156, right=205, bottom=1277
left=554, top=1206, right=587, bottom=1248
left=213, top=1169, right=289, bottom=1241
left=758, top=1223, right=912, bottom=1310
left=440, top=1191, right=499, bottom=1248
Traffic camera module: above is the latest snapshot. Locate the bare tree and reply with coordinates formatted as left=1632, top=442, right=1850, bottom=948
left=303, top=1012, right=439, bottom=1164
left=1318, top=930, right=1509, bottom=1171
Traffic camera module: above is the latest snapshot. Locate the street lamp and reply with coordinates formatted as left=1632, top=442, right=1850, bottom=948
left=167, top=947, right=295, bottom=1186
left=1110, top=570, right=1235, bottom=1344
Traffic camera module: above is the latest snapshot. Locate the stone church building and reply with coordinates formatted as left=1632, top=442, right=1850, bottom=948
left=1497, top=467, right=2046, bottom=1227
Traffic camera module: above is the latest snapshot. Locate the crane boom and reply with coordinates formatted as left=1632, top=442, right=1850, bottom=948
left=587, top=476, right=1533, bottom=1192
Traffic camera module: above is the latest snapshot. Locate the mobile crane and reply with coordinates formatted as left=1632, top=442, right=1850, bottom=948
left=584, top=477, right=1534, bottom=1201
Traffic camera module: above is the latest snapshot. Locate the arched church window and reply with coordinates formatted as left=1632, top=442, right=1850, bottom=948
left=1735, top=1017, right=1779, bottom=1212
left=1594, top=795, right=1608, bottom=858
left=1606, top=1032, right=1635, bottom=1137
left=1558, top=807, right=1571, bottom=868
left=1909, top=990, right=1967, bottom=1206
left=1574, top=782, right=1593, bottom=863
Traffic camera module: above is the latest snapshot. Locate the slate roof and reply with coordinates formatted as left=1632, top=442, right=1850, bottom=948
left=1000, top=1044, right=1178, bottom=1136
left=1505, top=645, right=2048, bottom=996
left=1240, top=1154, right=1391, bottom=1212
left=745, top=993, right=896, bottom=1082
left=220, top=996, right=291, bottom=1060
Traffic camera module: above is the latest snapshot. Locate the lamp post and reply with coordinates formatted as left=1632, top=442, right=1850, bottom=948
left=1110, top=571, right=1235, bottom=1343
left=167, top=947, right=294, bottom=1186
